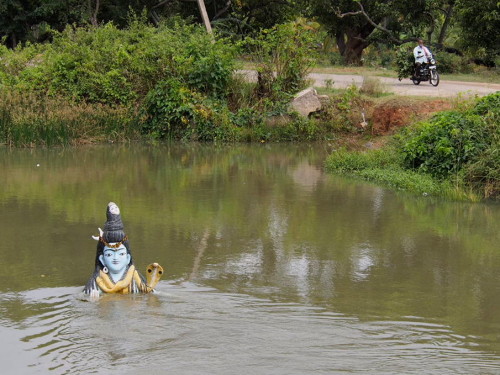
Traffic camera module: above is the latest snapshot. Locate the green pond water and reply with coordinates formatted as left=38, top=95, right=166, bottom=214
left=1, top=143, right=500, bottom=374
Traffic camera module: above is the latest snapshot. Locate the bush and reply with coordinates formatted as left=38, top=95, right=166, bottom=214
left=360, top=76, right=388, bottom=97
left=398, top=92, right=499, bottom=197
left=400, top=111, right=488, bottom=178
left=435, top=52, right=472, bottom=74
left=326, top=92, right=500, bottom=200
left=0, top=20, right=237, bottom=105
left=242, top=21, right=319, bottom=101
left=395, top=43, right=415, bottom=80
left=363, top=44, right=395, bottom=68
left=0, top=19, right=344, bottom=145
left=462, top=92, right=500, bottom=198
left=139, top=78, right=238, bottom=142
left=328, top=51, right=345, bottom=66
left=317, top=85, right=370, bottom=131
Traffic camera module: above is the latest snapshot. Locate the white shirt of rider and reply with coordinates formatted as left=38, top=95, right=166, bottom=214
left=414, top=45, right=431, bottom=63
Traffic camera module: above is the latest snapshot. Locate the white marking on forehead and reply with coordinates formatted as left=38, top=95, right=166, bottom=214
left=108, top=202, right=120, bottom=215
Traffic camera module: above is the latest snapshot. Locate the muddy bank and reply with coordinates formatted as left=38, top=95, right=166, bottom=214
left=370, top=98, right=452, bottom=135
left=322, top=96, right=454, bottom=151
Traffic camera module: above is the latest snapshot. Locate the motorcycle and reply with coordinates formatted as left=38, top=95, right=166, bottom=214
left=411, top=55, right=440, bottom=86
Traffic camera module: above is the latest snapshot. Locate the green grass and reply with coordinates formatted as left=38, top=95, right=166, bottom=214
left=325, top=148, right=480, bottom=201
left=0, top=93, right=137, bottom=147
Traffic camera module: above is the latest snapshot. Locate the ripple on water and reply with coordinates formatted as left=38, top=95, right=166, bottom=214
left=0, top=283, right=499, bottom=375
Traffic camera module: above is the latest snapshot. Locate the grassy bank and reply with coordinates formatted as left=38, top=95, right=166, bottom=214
left=325, top=92, right=500, bottom=201
left=0, top=93, right=137, bottom=146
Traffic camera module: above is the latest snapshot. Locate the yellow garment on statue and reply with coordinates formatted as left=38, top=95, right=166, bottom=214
left=96, top=265, right=154, bottom=294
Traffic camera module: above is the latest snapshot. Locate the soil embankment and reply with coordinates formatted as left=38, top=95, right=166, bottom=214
left=370, top=98, right=452, bottom=135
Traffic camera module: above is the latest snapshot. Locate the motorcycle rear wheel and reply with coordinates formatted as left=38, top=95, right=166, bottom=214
left=412, top=76, right=421, bottom=85
left=430, top=70, right=439, bottom=86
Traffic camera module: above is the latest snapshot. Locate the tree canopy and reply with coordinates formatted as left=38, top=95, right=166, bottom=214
left=0, top=0, right=498, bottom=64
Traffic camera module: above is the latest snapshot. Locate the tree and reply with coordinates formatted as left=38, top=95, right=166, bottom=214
left=455, top=0, right=500, bottom=61
left=309, top=0, right=459, bottom=64
left=0, top=0, right=85, bottom=47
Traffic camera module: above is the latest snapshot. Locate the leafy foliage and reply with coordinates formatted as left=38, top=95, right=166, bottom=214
left=139, top=78, right=237, bottom=142
left=326, top=92, right=500, bottom=200
left=310, top=0, right=432, bottom=64
left=399, top=92, right=499, bottom=197
left=0, top=20, right=237, bottom=106
left=455, top=0, right=500, bottom=62
left=242, top=21, right=319, bottom=101
left=400, top=111, right=488, bottom=177
left=395, top=43, right=415, bottom=80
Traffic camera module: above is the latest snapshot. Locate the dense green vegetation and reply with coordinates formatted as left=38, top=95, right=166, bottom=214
left=1, top=1, right=498, bottom=66
left=0, top=2, right=498, bottom=200
left=326, top=92, right=500, bottom=200
left=0, top=19, right=331, bottom=145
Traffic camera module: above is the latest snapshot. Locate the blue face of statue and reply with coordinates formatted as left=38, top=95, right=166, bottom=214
left=99, top=244, right=131, bottom=279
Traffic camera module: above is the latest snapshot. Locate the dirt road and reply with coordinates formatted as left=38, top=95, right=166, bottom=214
left=239, top=70, right=500, bottom=97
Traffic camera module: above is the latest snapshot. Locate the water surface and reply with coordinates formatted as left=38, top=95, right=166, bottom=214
left=1, top=144, right=499, bottom=374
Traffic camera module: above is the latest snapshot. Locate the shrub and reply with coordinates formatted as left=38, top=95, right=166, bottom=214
left=325, top=92, right=500, bottom=200
left=360, top=76, right=388, bottom=97
left=398, top=92, right=499, bottom=197
left=363, top=44, right=395, bottom=68
left=317, top=85, right=369, bottom=131
left=461, top=92, right=500, bottom=198
left=243, top=21, right=319, bottom=101
left=139, top=78, right=238, bottom=142
left=328, top=51, right=344, bottom=66
left=0, top=20, right=237, bottom=105
left=400, top=111, right=488, bottom=178
left=395, top=43, right=415, bottom=80
left=435, top=52, right=472, bottom=74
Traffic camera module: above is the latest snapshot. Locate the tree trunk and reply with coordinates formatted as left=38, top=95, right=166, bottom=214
left=336, top=30, right=370, bottom=65
left=336, top=30, right=346, bottom=56
left=438, top=4, right=454, bottom=45
left=11, top=33, right=17, bottom=49
left=88, top=0, right=99, bottom=27
left=196, top=0, right=213, bottom=35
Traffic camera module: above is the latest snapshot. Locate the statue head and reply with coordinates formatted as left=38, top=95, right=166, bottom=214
left=99, top=244, right=131, bottom=280
left=92, top=202, right=134, bottom=276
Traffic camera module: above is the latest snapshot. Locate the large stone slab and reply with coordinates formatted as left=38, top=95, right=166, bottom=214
left=289, top=87, right=322, bottom=117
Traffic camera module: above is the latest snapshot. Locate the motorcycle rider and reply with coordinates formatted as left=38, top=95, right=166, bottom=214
left=413, top=38, right=432, bottom=78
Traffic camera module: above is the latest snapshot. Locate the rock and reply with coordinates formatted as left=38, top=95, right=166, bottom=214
left=317, top=94, right=330, bottom=106
left=289, top=87, right=322, bottom=117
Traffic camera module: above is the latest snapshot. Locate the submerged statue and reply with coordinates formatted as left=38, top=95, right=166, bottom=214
left=84, top=202, right=163, bottom=297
